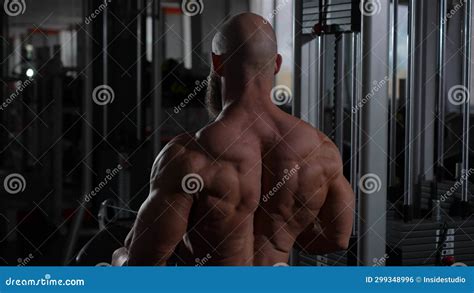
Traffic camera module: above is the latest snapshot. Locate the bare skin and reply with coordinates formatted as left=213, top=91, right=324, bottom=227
left=112, top=13, right=354, bottom=266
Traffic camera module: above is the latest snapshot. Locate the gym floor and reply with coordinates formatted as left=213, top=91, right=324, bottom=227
left=0, top=0, right=473, bottom=267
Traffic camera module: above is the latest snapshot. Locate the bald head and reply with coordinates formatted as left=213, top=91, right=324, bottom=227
left=206, top=13, right=282, bottom=119
left=212, top=13, right=279, bottom=74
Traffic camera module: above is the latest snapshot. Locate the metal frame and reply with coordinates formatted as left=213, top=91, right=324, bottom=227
left=358, top=0, right=389, bottom=265
left=389, top=0, right=398, bottom=187
left=334, top=33, right=348, bottom=156
left=136, top=0, right=144, bottom=141
left=350, top=32, right=361, bottom=236
left=183, top=14, right=192, bottom=69
left=435, top=0, right=447, bottom=200
left=152, top=0, right=163, bottom=155
left=436, top=0, right=446, bottom=168
left=317, top=35, right=326, bottom=130
left=403, top=0, right=416, bottom=220
left=290, top=0, right=303, bottom=266
left=461, top=0, right=472, bottom=207
left=52, top=76, right=63, bottom=226
left=64, top=0, right=94, bottom=264
left=309, top=39, right=319, bottom=127
left=292, top=0, right=303, bottom=119
left=102, top=0, right=109, bottom=137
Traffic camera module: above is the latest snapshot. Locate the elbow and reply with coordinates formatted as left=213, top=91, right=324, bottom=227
left=324, top=234, right=351, bottom=252
left=333, top=237, right=350, bottom=251
left=315, top=238, right=348, bottom=254
left=300, top=235, right=351, bottom=255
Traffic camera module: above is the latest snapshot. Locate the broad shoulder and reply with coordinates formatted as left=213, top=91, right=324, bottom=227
left=277, top=114, right=343, bottom=176
left=302, top=130, right=343, bottom=180
left=151, top=133, right=208, bottom=184
left=275, top=114, right=338, bottom=158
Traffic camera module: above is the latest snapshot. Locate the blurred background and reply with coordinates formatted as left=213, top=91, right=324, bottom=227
left=0, top=0, right=295, bottom=266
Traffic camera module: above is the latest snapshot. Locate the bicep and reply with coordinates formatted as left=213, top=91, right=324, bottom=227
left=127, top=190, right=193, bottom=266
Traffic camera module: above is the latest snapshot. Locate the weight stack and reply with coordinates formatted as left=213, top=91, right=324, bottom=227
left=387, top=218, right=474, bottom=266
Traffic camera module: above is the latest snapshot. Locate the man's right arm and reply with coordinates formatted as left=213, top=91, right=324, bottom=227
left=295, top=168, right=355, bottom=255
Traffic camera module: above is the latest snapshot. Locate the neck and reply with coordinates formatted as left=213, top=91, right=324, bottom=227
left=221, top=74, right=276, bottom=112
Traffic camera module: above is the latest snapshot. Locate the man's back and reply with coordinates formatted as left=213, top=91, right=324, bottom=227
left=114, top=12, right=353, bottom=266
left=173, top=106, right=351, bottom=265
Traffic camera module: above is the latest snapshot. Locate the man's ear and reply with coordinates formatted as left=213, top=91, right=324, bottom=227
left=274, top=54, right=283, bottom=75
left=211, top=53, right=224, bottom=76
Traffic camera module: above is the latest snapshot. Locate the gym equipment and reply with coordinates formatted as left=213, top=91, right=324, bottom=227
left=74, top=223, right=130, bottom=266
left=302, top=0, right=361, bottom=35
left=387, top=219, right=474, bottom=266
left=64, top=0, right=161, bottom=264
left=75, top=200, right=136, bottom=266
left=295, top=0, right=384, bottom=266
left=461, top=0, right=472, bottom=217
left=98, top=199, right=137, bottom=230
left=294, top=0, right=474, bottom=266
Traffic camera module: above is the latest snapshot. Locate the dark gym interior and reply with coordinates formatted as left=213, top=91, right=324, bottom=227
left=1, top=0, right=473, bottom=267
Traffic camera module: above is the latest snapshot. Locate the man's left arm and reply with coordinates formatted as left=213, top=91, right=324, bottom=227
left=112, top=146, right=194, bottom=266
